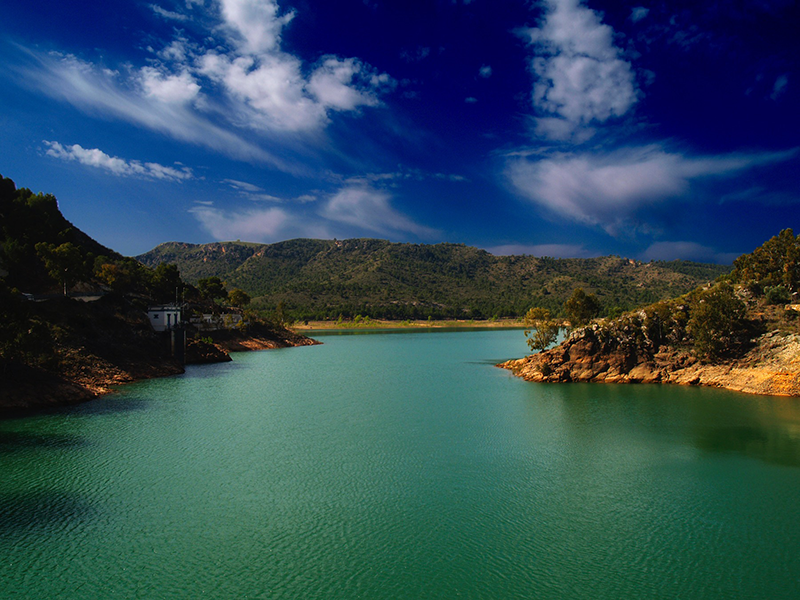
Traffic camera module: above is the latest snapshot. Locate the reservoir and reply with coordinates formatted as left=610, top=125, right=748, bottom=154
left=2, top=329, right=800, bottom=599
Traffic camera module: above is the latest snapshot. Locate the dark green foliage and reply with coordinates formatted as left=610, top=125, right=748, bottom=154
left=764, top=285, right=792, bottom=305
left=198, top=276, right=227, bottom=300
left=35, top=241, right=88, bottom=294
left=150, top=263, right=183, bottom=303
left=688, top=283, right=748, bottom=360
left=732, top=229, right=800, bottom=293
left=0, top=279, right=56, bottom=368
left=228, top=288, right=251, bottom=307
left=137, top=240, right=729, bottom=321
left=564, top=288, right=601, bottom=327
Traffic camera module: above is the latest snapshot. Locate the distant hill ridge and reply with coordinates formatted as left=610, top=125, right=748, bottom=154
left=137, top=239, right=731, bottom=320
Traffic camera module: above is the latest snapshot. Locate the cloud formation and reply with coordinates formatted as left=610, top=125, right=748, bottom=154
left=190, top=204, right=292, bottom=241
left=191, top=183, right=436, bottom=243
left=150, top=4, right=189, bottom=21
left=15, top=0, right=395, bottom=164
left=44, top=141, right=193, bottom=181
left=21, top=50, right=281, bottom=165
left=629, top=7, right=649, bottom=23
left=321, top=185, right=437, bottom=237
left=522, top=0, right=638, bottom=141
left=507, top=146, right=796, bottom=233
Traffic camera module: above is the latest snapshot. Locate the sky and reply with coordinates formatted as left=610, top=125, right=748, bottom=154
left=0, top=0, right=798, bottom=262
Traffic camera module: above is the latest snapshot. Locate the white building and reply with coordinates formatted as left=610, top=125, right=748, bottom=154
left=147, top=305, right=182, bottom=332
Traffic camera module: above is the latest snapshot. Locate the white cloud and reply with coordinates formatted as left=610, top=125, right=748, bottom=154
left=486, top=243, right=590, bottom=258
left=479, top=65, right=492, bottom=78
left=507, top=145, right=797, bottom=234
left=321, top=186, right=437, bottom=238
left=20, top=50, right=281, bottom=165
left=219, top=0, right=293, bottom=55
left=158, top=39, right=190, bottom=62
left=224, top=178, right=264, bottom=192
left=150, top=4, right=189, bottom=21
left=199, top=51, right=327, bottom=131
left=15, top=0, right=395, bottom=162
left=629, top=7, right=649, bottom=23
left=44, top=141, right=193, bottom=181
left=522, top=0, right=638, bottom=141
left=140, top=67, right=200, bottom=103
left=308, top=57, right=393, bottom=111
left=192, top=2, right=394, bottom=132
left=642, top=241, right=736, bottom=264
left=223, top=179, right=319, bottom=203
left=190, top=204, right=290, bottom=240
left=465, top=97, right=478, bottom=104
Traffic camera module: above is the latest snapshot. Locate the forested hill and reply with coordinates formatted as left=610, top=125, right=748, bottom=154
left=136, top=239, right=730, bottom=320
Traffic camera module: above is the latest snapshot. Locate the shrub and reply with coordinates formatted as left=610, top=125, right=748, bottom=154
left=765, top=285, right=791, bottom=305
left=688, top=283, right=748, bottom=360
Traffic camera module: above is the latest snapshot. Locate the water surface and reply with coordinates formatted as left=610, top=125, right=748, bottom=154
left=2, top=329, right=800, bottom=599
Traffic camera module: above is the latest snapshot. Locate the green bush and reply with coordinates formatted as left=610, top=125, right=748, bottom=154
left=688, top=283, right=748, bottom=360
left=765, top=285, right=791, bottom=305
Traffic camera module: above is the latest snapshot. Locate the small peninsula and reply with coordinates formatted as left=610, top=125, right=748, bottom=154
left=0, top=175, right=316, bottom=414
left=501, top=230, right=800, bottom=397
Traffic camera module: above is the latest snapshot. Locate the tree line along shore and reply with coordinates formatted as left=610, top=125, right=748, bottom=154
left=4, top=173, right=798, bottom=411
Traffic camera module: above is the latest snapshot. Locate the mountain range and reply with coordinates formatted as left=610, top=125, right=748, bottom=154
left=137, top=239, right=730, bottom=321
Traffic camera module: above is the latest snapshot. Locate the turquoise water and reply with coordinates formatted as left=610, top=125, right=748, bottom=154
left=2, top=329, right=800, bottom=599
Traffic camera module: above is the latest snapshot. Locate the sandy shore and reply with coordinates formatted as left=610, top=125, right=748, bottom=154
left=292, top=318, right=526, bottom=331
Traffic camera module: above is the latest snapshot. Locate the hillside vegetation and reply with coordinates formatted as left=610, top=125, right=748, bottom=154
left=137, top=239, right=729, bottom=321
left=0, top=175, right=308, bottom=412
left=502, top=229, right=800, bottom=397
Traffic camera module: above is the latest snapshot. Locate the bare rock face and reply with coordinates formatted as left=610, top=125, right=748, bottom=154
left=500, top=327, right=800, bottom=397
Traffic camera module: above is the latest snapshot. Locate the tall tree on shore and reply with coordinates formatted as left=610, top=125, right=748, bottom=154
left=564, top=288, right=601, bottom=327
left=523, top=307, right=560, bottom=353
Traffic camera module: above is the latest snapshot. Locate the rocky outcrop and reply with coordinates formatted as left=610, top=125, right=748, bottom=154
left=185, top=338, right=232, bottom=364
left=207, top=323, right=321, bottom=352
left=500, top=326, right=800, bottom=397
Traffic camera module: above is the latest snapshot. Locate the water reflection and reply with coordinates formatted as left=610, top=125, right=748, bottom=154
left=0, top=430, right=88, bottom=453
left=0, top=490, right=97, bottom=533
left=530, top=382, right=800, bottom=468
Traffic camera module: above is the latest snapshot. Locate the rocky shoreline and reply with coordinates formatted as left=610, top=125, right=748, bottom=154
left=1, top=324, right=319, bottom=415
left=500, top=326, right=800, bottom=397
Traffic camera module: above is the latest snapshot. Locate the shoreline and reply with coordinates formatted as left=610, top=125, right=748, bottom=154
left=1, top=327, right=320, bottom=417
left=499, top=329, right=800, bottom=398
left=292, top=318, right=526, bottom=331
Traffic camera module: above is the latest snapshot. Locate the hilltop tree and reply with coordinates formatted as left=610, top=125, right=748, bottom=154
left=150, top=263, right=183, bottom=303
left=228, top=288, right=251, bottom=308
left=733, top=228, right=800, bottom=293
left=688, top=282, right=748, bottom=360
left=35, top=241, right=86, bottom=295
left=198, top=276, right=227, bottom=301
left=564, top=288, right=601, bottom=327
left=523, top=307, right=560, bottom=353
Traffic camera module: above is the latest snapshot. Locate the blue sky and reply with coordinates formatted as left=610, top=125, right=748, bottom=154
left=1, top=0, right=798, bottom=261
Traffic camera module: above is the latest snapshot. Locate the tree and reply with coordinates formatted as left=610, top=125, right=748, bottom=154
left=35, top=241, right=85, bottom=295
left=523, top=307, right=560, bottom=353
left=688, top=282, right=748, bottom=360
left=198, top=276, right=227, bottom=301
left=228, top=288, right=251, bottom=307
left=564, top=288, right=601, bottom=327
left=150, top=263, right=182, bottom=303
left=732, top=229, right=800, bottom=293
